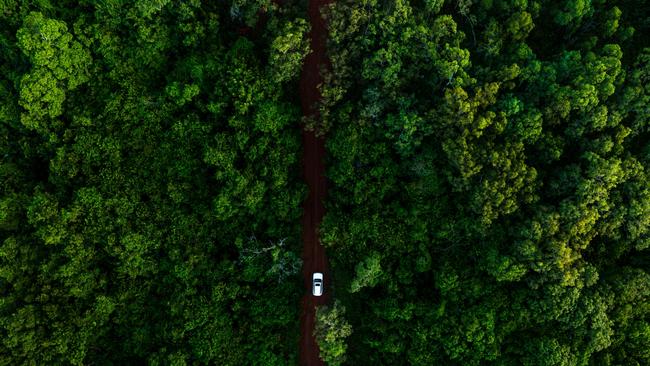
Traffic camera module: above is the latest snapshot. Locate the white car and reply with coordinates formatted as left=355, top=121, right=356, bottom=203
left=312, top=272, right=324, bottom=296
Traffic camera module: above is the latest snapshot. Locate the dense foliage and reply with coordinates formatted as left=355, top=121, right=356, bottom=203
left=0, top=1, right=309, bottom=364
left=314, top=300, right=352, bottom=366
left=3, top=0, right=650, bottom=365
left=320, top=0, right=650, bottom=365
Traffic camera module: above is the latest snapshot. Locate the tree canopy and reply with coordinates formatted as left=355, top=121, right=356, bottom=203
left=1, top=0, right=650, bottom=365
left=319, top=0, right=650, bottom=364
left=0, top=1, right=308, bottom=364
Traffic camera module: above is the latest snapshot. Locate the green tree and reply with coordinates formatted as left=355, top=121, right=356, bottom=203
left=16, top=12, right=91, bottom=133
left=314, top=300, right=353, bottom=366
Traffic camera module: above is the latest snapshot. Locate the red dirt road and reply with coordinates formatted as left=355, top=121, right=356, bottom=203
left=299, top=0, right=332, bottom=364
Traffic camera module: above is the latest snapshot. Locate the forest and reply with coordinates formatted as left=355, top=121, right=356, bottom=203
left=1, top=1, right=309, bottom=364
left=1, top=0, right=649, bottom=365
left=318, top=0, right=650, bottom=365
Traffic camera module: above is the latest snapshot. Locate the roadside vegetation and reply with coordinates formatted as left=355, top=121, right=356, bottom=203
left=0, top=1, right=309, bottom=364
left=319, top=0, right=650, bottom=364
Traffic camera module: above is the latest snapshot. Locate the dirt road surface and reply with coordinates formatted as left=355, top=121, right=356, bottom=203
left=299, top=0, right=332, bottom=364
